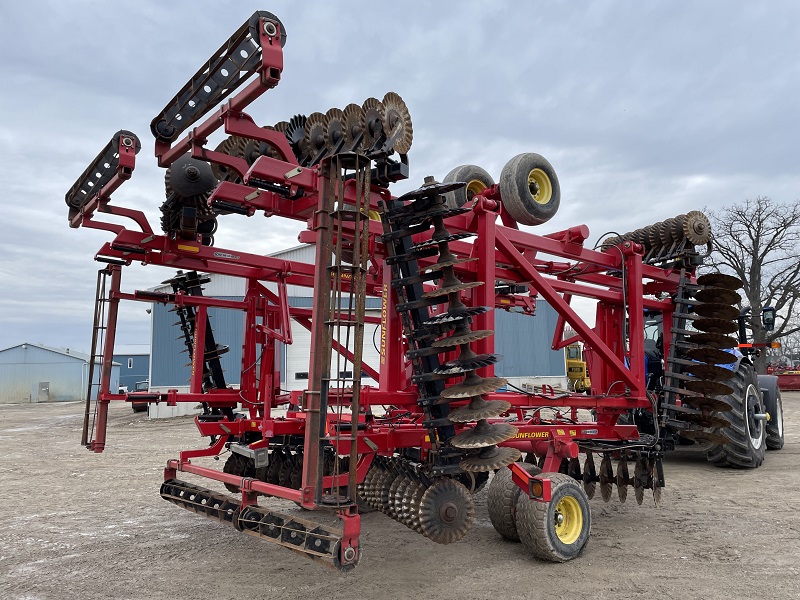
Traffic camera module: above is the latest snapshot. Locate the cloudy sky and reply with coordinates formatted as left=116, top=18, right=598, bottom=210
left=0, top=0, right=798, bottom=353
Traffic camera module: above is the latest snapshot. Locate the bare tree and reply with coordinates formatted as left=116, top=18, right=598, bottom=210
left=704, top=196, right=800, bottom=373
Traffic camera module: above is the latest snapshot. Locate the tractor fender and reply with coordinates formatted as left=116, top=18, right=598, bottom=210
left=757, top=374, right=779, bottom=415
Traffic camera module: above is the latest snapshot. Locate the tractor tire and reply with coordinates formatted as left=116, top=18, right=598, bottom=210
left=442, top=164, right=495, bottom=209
left=487, top=462, right=542, bottom=541
left=516, top=472, right=591, bottom=562
left=498, top=153, right=560, bottom=226
left=707, top=362, right=766, bottom=468
left=766, top=388, right=785, bottom=450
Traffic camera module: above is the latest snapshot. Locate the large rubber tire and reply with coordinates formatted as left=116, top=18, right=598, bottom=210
left=442, top=164, right=495, bottom=209
left=766, top=388, right=785, bottom=450
left=707, top=362, right=767, bottom=468
left=516, top=472, right=591, bottom=562
left=487, top=462, right=542, bottom=541
left=498, top=153, right=560, bottom=226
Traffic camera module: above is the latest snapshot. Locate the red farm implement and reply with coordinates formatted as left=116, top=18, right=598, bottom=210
left=67, top=11, right=782, bottom=570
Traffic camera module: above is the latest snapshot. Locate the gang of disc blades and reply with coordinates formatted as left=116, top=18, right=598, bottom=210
left=694, top=287, right=741, bottom=305
left=696, top=273, right=743, bottom=290
left=460, top=446, right=521, bottom=472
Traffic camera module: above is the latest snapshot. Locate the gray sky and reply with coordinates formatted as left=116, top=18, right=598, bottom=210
left=1, top=0, right=798, bottom=352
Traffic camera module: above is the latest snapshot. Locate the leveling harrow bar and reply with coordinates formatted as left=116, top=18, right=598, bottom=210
left=67, top=10, right=762, bottom=570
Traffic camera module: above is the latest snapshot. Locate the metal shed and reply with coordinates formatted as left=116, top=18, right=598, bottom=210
left=0, top=343, right=120, bottom=404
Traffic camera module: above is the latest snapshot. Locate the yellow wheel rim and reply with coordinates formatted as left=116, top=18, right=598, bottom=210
left=553, top=495, right=583, bottom=545
left=466, top=178, right=488, bottom=201
left=528, top=168, right=552, bottom=205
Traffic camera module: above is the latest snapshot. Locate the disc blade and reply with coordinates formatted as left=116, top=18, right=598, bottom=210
left=683, top=379, right=735, bottom=396
left=616, top=457, right=629, bottom=503
left=450, top=421, right=518, bottom=449
left=696, top=273, right=743, bottom=290
left=448, top=398, right=511, bottom=423
left=440, top=376, right=508, bottom=399
left=460, top=446, right=521, bottom=472
left=685, top=363, right=735, bottom=382
left=583, top=454, right=597, bottom=500
left=692, top=303, right=740, bottom=320
left=599, top=454, right=614, bottom=502
left=686, top=333, right=737, bottom=350
left=694, top=287, right=741, bottom=305
left=418, top=478, right=475, bottom=544
left=692, top=318, right=739, bottom=335
left=685, top=347, right=737, bottom=364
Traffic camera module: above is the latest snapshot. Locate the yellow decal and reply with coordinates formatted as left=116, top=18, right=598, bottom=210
left=177, top=244, right=200, bottom=253
left=380, top=284, right=388, bottom=365
left=556, top=429, right=565, bottom=435
left=570, top=429, right=577, bottom=436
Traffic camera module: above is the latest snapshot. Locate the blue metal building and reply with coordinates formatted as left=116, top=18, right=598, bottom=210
left=113, top=345, right=150, bottom=392
left=0, top=343, right=120, bottom=403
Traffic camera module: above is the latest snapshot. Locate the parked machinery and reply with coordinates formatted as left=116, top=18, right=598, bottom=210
left=66, top=11, right=780, bottom=570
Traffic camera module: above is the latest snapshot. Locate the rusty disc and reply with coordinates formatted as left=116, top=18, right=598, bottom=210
left=302, top=111, right=327, bottom=159
left=400, top=481, right=424, bottom=528
left=683, top=210, right=712, bottom=245
left=382, top=91, right=413, bottom=154
left=696, top=273, right=743, bottom=290
left=342, top=103, right=364, bottom=152
left=419, top=257, right=478, bottom=273
left=418, top=478, right=474, bottom=544
left=685, top=346, right=737, bottom=364
left=616, top=457, right=629, bottom=503
left=694, top=287, right=741, bottom=305
left=633, top=457, right=648, bottom=505
left=450, top=420, right=518, bottom=449
left=448, top=397, right=511, bottom=423
left=323, top=107, right=345, bottom=152
left=680, top=429, right=729, bottom=446
left=437, top=353, right=499, bottom=373
left=441, top=376, right=507, bottom=399
left=681, top=396, right=733, bottom=413
left=599, top=454, right=614, bottom=502
left=685, top=363, right=735, bottom=382
left=659, top=218, right=678, bottom=245
left=460, top=446, right=521, bottom=472
left=674, top=412, right=731, bottom=428
left=686, top=331, right=738, bottom=348
left=683, top=379, right=734, bottom=396
left=424, top=280, right=484, bottom=298
left=692, top=317, right=738, bottom=335
left=360, top=97, right=386, bottom=149
left=692, top=303, right=741, bottom=321
left=433, top=329, right=494, bottom=348
left=583, top=454, right=597, bottom=500
left=651, top=460, right=663, bottom=506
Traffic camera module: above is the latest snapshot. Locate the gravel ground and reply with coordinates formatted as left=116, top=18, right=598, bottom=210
left=2, top=395, right=799, bottom=600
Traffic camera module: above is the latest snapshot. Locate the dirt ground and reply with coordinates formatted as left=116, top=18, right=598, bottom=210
left=2, top=396, right=799, bottom=600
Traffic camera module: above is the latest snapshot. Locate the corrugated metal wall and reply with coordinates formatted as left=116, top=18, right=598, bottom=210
left=151, top=299, right=245, bottom=388
left=494, top=300, right=566, bottom=377
left=114, top=354, right=150, bottom=391
left=0, top=345, right=120, bottom=403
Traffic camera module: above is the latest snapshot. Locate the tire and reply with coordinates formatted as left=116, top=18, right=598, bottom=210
left=707, top=362, right=767, bottom=468
left=516, top=472, right=591, bottom=562
left=766, top=388, right=785, bottom=450
left=442, top=164, right=495, bottom=209
left=498, top=153, right=560, bottom=226
left=487, top=462, right=542, bottom=541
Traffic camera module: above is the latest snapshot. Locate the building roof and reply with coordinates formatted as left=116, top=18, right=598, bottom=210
left=0, top=343, right=121, bottom=365
left=113, top=344, right=150, bottom=356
